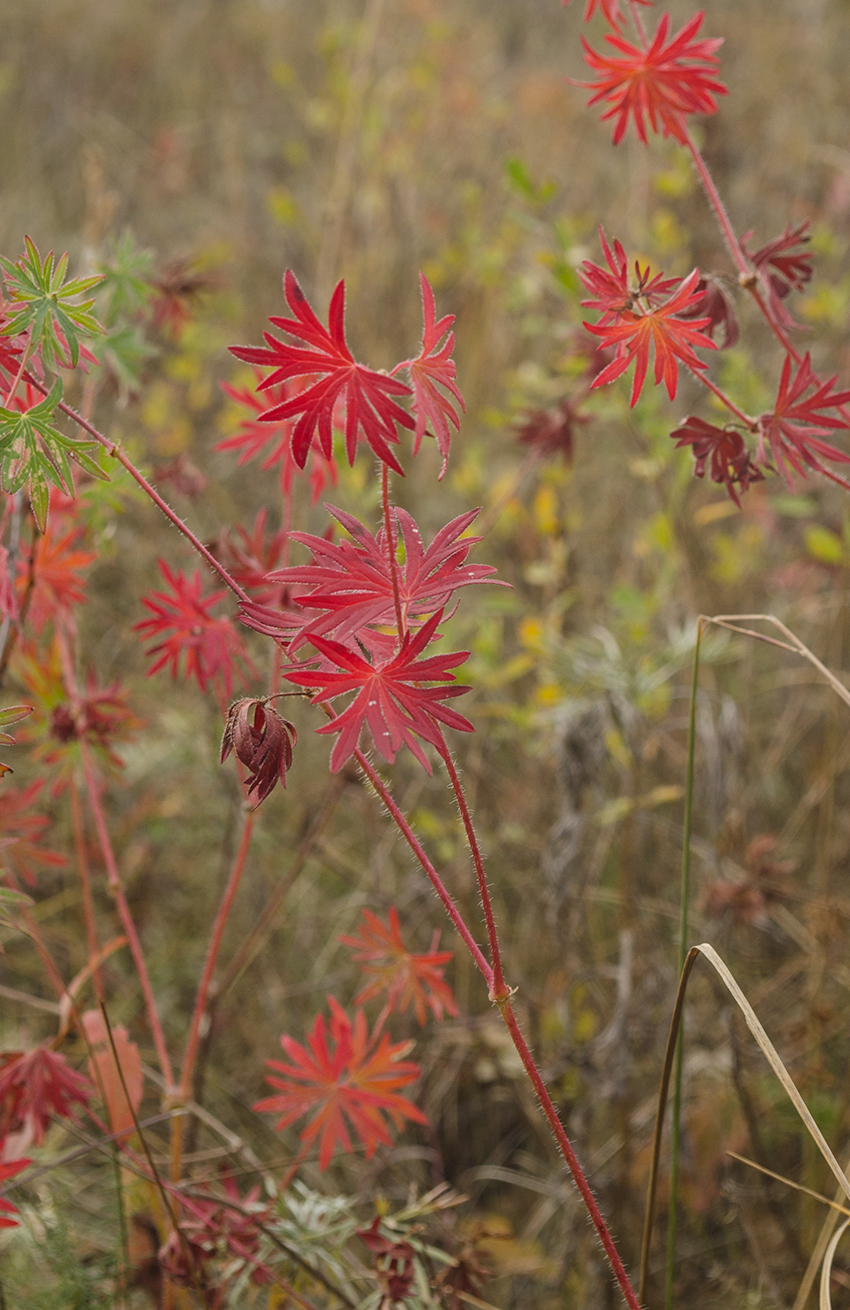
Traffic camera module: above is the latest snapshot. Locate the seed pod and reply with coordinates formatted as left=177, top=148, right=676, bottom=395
left=221, top=697, right=297, bottom=805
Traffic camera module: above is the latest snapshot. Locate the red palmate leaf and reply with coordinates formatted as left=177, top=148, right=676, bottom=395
left=217, top=371, right=337, bottom=501
left=254, top=997, right=427, bottom=1170
left=134, top=560, right=251, bottom=696
left=212, top=509, right=290, bottom=604
left=579, top=228, right=679, bottom=324
left=0, top=1158, right=30, bottom=1229
left=671, top=416, right=764, bottom=507
left=0, top=1046, right=93, bottom=1145
left=580, top=11, right=727, bottom=146
left=230, top=272, right=414, bottom=474
left=251, top=506, right=500, bottom=654
left=756, top=353, right=850, bottom=488
left=516, top=398, right=589, bottom=462
left=341, top=907, right=458, bottom=1025
left=394, top=273, right=464, bottom=478
left=19, top=522, right=96, bottom=633
left=586, top=268, right=716, bottom=405
left=562, top=0, right=651, bottom=29
left=0, top=779, right=66, bottom=887
left=284, top=609, right=473, bottom=773
left=741, top=221, right=814, bottom=329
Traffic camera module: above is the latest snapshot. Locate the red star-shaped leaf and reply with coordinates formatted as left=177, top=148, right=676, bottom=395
left=580, top=11, right=727, bottom=146
left=246, top=505, right=500, bottom=655
left=230, top=271, right=413, bottom=474
left=394, top=274, right=464, bottom=478
left=217, top=371, right=337, bottom=501
left=284, top=608, right=473, bottom=773
left=0, top=1046, right=93, bottom=1144
left=341, top=907, right=458, bottom=1025
left=254, top=997, right=427, bottom=1170
left=757, top=353, right=850, bottom=488
left=134, top=560, right=252, bottom=696
left=586, top=268, right=716, bottom=405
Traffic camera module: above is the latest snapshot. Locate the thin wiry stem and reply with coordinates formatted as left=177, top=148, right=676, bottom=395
left=179, top=810, right=255, bottom=1100
left=70, top=775, right=104, bottom=1004
left=352, top=746, right=493, bottom=985
left=23, top=373, right=250, bottom=603
left=54, top=623, right=173, bottom=1085
left=381, top=463, right=406, bottom=639
left=498, top=999, right=642, bottom=1310
left=664, top=620, right=702, bottom=1310
left=439, top=744, right=507, bottom=999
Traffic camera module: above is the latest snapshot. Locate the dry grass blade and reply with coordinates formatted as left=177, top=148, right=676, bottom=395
left=697, top=943, right=850, bottom=1199
left=641, top=944, right=850, bottom=1304
left=820, top=1217, right=850, bottom=1310
left=726, top=1151, right=850, bottom=1218
left=705, top=613, right=850, bottom=710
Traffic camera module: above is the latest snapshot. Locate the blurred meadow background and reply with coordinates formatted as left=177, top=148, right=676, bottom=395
left=4, top=0, right=850, bottom=1305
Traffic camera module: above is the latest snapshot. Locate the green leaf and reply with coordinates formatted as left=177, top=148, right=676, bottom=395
left=95, top=229, right=155, bottom=324
left=0, top=235, right=105, bottom=371
left=0, top=704, right=32, bottom=728
left=0, top=886, right=34, bottom=906
left=0, top=377, right=108, bottom=529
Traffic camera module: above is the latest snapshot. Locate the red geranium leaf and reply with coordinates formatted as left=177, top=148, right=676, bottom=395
left=340, top=906, right=458, bottom=1025
left=255, top=997, right=427, bottom=1170
left=757, top=353, right=850, bottom=488
left=217, top=370, right=337, bottom=501
left=284, top=608, right=473, bottom=773
left=0, top=1046, right=93, bottom=1144
left=579, top=11, right=727, bottom=147
left=229, top=272, right=413, bottom=474
left=586, top=267, right=716, bottom=405
left=671, top=416, right=764, bottom=507
left=255, top=505, right=501, bottom=654
left=134, top=560, right=252, bottom=696
left=394, top=274, right=465, bottom=479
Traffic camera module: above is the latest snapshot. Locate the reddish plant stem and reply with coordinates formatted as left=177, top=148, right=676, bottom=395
left=498, top=999, right=642, bottom=1310
left=381, top=463, right=406, bottom=640
left=683, top=129, right=749, bottom=279
left=356, top=743, right=640, bottom=1305
left=179, top=810, right=255, bottom=1100
left=70, top=775, right=104, bottom=1004
left=683, top=129, right=808, bottom=367
left=77, top=733, right=174, bottom=1086
left=54, top=626, right=171, bottom=1078
left=689, top=369, right=757, bottom=429
left=352, top=746, right=493, bottom=986
left=3, top=345, right=30, bottom=408
left=23, top=375, right=250, bottom=604
left=439, top=744, right=507, bottom=999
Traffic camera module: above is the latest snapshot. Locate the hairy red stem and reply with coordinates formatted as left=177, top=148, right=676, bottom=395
left=689, top=368, right=757, bottom=429
left=359, top=744, right=640, bottom=1306
left=439, top=744, right=507, bottom=999
left=179, top=810, right=255, bottom=1099
left=70, top=775, right=104, bottom=1003
left=352, top=746, right=494, bottom=985
left=499, top=1000, right=642, bottom=1309
left=78, top=735, right=174, bottom=1086
left=381, top=463, right=406, bottom=640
